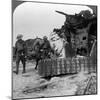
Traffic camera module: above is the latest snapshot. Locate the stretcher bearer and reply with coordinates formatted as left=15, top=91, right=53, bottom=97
left=41, top=36, right=51, bottom=58
left=14, top=34, right=26, bottom=74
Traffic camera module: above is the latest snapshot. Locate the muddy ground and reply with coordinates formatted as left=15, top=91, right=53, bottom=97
left=12, top=61, right=97, bottom=99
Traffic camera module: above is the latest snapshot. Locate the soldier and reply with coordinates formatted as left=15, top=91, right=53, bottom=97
left=14, top=34, right=26, bottom=74
left=41, top=36, right=51, bottom=58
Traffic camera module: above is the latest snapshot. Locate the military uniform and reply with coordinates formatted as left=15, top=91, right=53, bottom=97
left=41, top=37, right=51, bottom=58
left=15, top=38, right=26, bottom=74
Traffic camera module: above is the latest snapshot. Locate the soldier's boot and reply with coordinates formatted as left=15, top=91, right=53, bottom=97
left=35, top=64, right=37, bottom=70
left=35, top=60, right=38, bottom=70
left=22, top=69, right=26, bottom=74
left=21, top=56, right=26, bottom=74
left=15, top=55, right=20, bottom=74
left=22, top=63, right=26, bottom=74
left=16, top=62, right=19, bottom=74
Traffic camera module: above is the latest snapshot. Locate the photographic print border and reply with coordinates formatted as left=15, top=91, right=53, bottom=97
left=11, top=0, right=98, bottom=99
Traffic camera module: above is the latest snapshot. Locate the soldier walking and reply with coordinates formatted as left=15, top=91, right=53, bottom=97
left=14, top=34, right=26, bottom=74
left=41, top=36, right=51, bottom=58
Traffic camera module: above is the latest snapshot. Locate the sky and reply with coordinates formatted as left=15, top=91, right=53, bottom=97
left=13, top=2, right=93, bottom=46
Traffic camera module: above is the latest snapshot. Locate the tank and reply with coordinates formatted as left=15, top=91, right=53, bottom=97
left=54, top=10, right=97, bottom=56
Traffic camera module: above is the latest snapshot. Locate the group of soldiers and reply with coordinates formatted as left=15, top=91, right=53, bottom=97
left=14, top=34, right=51, bottom=74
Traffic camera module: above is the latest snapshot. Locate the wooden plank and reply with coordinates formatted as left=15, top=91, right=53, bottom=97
left=84, top=76, right=97, bottom=95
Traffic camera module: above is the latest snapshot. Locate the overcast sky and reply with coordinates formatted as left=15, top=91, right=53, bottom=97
left=13, top=2, right=93, bottom=46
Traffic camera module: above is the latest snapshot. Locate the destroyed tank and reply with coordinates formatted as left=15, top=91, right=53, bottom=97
left=53, top=10, right=97, bottom=56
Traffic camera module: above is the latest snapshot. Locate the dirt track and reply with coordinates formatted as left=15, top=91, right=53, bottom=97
left=12, top=62, right=97, bottom=99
